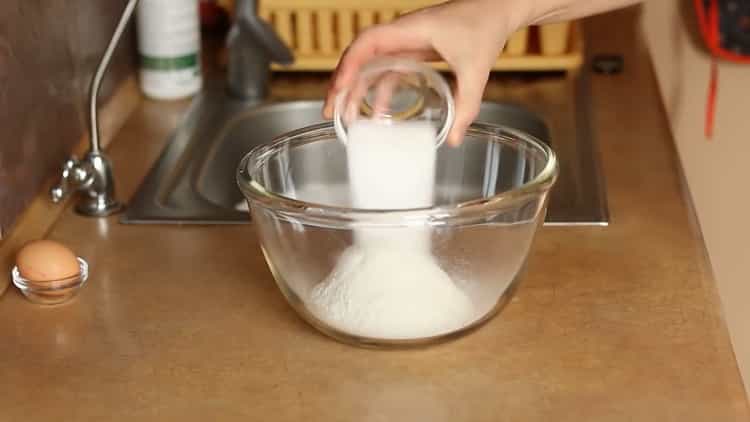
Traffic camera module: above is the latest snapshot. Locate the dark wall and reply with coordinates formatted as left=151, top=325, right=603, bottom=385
left=0, top=0, right=135, bottom=236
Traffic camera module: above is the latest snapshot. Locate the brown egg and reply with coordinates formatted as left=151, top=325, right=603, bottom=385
left=16, top=240, right=80, bottom=282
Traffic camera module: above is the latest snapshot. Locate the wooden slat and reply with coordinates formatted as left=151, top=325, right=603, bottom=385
left=505, top=27, right=528, bottom=56
left=357, top=10, right=375, bottom=32
left=274, top=9, right=295, bottom=50
left=258, top=5, right=272, bottom=21
left=379, top=9, right=397, bottom=23
left=317, top=10, right=335, bottom=54
left=539, top=22, right=571, bottom=55
left=296, top=9, right=314, bottom=54
left=337, top=10, right=355, bottom=49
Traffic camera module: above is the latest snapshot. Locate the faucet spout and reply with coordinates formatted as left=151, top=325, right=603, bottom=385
left=50, top=0, right=137, bottom=216
left=226, top=0, right=294, bottom=100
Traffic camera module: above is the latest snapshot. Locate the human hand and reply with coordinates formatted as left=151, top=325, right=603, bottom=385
left=322, top=0, right=525, bottom=146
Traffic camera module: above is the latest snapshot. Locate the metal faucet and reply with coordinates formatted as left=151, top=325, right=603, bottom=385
left=51, top=0, right=139, bottom=216
left=52, top=0, right=291, bottom=215
left=226, top=0, right=294, bottom=99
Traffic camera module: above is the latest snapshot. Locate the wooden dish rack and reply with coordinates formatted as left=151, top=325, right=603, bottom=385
left=219, top=0, right=583, bottom=72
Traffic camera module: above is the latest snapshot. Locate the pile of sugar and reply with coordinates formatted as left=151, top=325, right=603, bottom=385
left=308, top=120, right=476, bottom=339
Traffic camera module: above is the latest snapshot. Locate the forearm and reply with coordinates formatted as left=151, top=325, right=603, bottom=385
left=470, top=0, right=643, bottom=35
left=523, top=0, right=643, bottom=24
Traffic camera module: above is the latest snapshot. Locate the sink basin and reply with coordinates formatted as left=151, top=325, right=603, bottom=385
left=123, top=76, right=607, bottom=225
left=196, top=101, right=326, bottom=212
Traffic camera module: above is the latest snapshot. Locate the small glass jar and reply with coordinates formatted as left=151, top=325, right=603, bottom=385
left=333, top=58, right=455, bottom=147
left=12, top=258, right=88, bottom=305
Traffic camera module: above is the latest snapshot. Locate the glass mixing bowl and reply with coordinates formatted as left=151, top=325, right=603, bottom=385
left=237, top=122, right=557, bottom=348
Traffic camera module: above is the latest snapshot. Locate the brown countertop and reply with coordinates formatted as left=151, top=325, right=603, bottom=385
left=1, top=9, right=748, bottom=421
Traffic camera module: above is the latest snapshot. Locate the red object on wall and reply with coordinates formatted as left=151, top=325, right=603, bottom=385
left=693, top=0, right=750, bottom=140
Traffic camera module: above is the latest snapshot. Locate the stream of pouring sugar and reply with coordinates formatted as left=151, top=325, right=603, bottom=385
left=308, top=120, right=476, bottom=339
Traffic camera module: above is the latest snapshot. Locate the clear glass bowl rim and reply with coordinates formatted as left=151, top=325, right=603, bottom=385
left=237, top=121, right=558, bottom=226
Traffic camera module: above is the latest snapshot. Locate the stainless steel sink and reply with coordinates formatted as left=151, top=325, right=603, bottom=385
left=122, top=75, right=608, bottom=225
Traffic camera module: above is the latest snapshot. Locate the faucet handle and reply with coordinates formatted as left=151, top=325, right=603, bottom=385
left=50, top=156, right=93, bottom=203
left=62, top=157, right=77, bottom=170
left=243, top=18, right=293, bottom=65
left=227, top=0, right=295, bottom=99
left=50, top=184, right=67, bottom=204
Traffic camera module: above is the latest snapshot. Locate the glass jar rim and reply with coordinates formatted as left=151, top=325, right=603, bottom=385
left=237, top=121, right=558, bottom=227
left=333, top=58, right=455, bottom=148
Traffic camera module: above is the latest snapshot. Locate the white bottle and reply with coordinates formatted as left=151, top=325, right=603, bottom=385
left=136, top=0, right=203, bottom=100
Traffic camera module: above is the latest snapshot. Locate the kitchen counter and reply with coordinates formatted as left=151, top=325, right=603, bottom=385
left=1, top=8, right=748, bottom=421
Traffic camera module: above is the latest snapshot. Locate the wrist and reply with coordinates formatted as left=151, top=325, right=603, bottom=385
left=478, top=0, right=569, bottom=28
left=467, top=0, right=537, bottom=47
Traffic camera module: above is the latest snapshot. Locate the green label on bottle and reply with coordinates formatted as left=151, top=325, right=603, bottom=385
left=140, top=53, right=198, bottom=71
